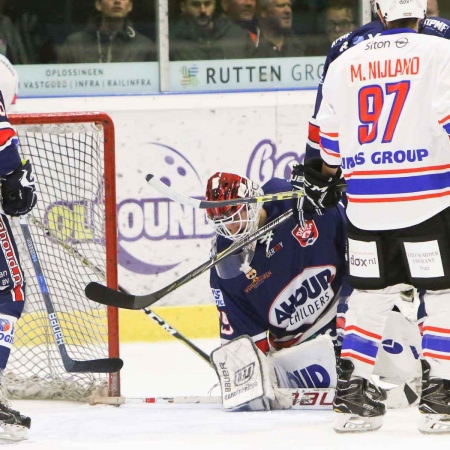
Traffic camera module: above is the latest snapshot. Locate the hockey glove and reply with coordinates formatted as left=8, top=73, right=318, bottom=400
left=1, top=160, right=37, bottom=216
left=290, top=158, right=345, bottom=226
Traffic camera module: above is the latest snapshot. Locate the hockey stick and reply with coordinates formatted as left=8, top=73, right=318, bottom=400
left=146, top=173, right=303, bottom=209
left=91, top=383, right=416, bottom=409
left=90, top=387, right=336, bottom=409
left=29, top=216, right=211, bottom=367
left=20, top=216, right=123, bottom=373
left=85, top=208, right=294, bottom=310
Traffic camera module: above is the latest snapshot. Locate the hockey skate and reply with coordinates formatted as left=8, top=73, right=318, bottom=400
left=333, top=359, right=386, bottom=433
left=418, top=360, right=450, bottom=434
left=0, top=399, right=30, bottom=441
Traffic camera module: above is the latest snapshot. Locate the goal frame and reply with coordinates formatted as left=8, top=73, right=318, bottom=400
left=9, top=111, right=120, bottom=398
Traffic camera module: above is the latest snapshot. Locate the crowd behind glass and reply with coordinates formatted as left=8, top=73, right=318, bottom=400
left=0, top=0, right=365, bottom=64
left=2, top=0, right=448, bottom=96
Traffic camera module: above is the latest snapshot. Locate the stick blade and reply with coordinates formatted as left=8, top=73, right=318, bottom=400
left=64, top=357, right=124, bottom=373
left=85, top=282, right=138, bottom=309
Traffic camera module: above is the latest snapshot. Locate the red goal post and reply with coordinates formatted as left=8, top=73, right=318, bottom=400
left=5, top=112, right=120, bottom=401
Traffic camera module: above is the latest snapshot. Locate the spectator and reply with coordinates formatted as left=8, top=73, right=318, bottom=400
left=305, top=0, right=357, bottom=56
left=0, top=0, right=28, bottom=64
left=57, top=0, right=156, bottom=63
left=221, top=0, right=259, bottom=42
left=170, top=0, right=255, bottom=60
left=427, top=0, right=439, bottom=16
left=253, top=0, right=305, bottom=58
left=324, top=0, right=356, bottom=45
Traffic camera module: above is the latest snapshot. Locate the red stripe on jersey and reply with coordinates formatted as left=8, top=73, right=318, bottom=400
left=348, top=189, right=450, bottom=203
left=422, top=326, right=450, bottom=334
left=344, top=325, right=381, bottom=340
left=348, top=163, right=450, bottom=177
left=438, top=114, right=450, bottom=124
left=308, top=122, right=320, bottom=144
left=340, top=352, right=376, bottom=365
left=13, top=283, right=24, bottom=302
left=255, top=338, right=269, bottom=354
left=320, top=144, right=339, bottom=158
left=269, top=333, right=302, bottom=351
left=320, top=132, right=339, bottom=138
left=0, top=216, right=24, bottom=297
left=0, top=128, right=16, bottom=147
left=423, top=351, right=450, bottom=360
left=336, top=317, right=346, bottom=330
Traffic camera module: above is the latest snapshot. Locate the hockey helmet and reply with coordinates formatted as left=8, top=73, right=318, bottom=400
left=205, top=172, right=264, bottom=241
left=374, top=0, right=426, bottom=21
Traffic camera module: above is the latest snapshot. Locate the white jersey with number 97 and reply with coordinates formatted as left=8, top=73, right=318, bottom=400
left=318, top=30, right=450, bottom=231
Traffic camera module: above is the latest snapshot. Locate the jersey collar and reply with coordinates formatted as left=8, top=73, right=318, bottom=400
left=381, top=28, right=418, bottom=36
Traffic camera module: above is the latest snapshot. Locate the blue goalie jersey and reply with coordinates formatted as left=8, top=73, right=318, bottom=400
left=306, top=16, right=450, bottom=160
left=210, top=178, right=347, bottom=353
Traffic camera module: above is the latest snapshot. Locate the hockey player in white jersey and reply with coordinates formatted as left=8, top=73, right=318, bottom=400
left=291, top=0, right=450, bottom=434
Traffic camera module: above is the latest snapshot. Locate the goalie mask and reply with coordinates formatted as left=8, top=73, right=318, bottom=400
left=205, top=172, right=264, bottom=241
left=374, top=0, right=426, bottom=21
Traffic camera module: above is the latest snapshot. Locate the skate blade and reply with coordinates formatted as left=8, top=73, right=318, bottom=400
left=333, top=414, right=383, bottom=433
left=0, top=423, right=29, bottom=441
left=419, top=414, right=450, bottom=434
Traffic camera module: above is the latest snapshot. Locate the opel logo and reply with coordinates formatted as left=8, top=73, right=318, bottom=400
left=396, top=37, right=409, bottom=48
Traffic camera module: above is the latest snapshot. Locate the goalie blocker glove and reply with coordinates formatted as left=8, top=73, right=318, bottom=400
left=290, top=158, right=344, bottom=226
left=1, top=160, right=37, bottom=217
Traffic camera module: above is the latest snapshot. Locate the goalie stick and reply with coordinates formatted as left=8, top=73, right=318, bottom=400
left=20, top=216, right=123, bottom=373
left=85, top=208, right=294, bottom=310
left=90, top=387, right=336, bottom=409
left=29, top=216, right=211, bottom=367
left=90, top=382, right=417, bottom=409
left=146, top=173, right=304, bottom=209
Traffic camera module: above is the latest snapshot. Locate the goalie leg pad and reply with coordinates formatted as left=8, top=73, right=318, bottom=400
left=270, top=334, right=337, bottom=389
left=211, top=335, right=288, bottom=411
left=373, top=309, right=422, bottom=408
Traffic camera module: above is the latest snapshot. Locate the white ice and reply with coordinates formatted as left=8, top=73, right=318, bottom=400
left=7, top=339, right=449, bottom=449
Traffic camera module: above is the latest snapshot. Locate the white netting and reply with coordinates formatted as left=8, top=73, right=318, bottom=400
left=3, top=116, right=116, bottom=401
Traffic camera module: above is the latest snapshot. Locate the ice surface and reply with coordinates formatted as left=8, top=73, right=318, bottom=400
left=6, top=340, right=449, bottom=449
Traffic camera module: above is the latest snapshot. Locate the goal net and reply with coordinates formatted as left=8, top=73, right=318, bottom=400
left=3, top=112, right=120, bottom=402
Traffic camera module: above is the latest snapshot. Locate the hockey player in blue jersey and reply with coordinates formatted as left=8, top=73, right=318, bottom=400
left=208, top=172, right=346, bottom=411
left=0, top=66, right=36, bottom=440
left=208, top=172, right=421, bottom=412
left=305, top=0, right=450, bottom=160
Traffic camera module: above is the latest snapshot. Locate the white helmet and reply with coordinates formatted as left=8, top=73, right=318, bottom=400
left=374, top=0, right=426, bottom=21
